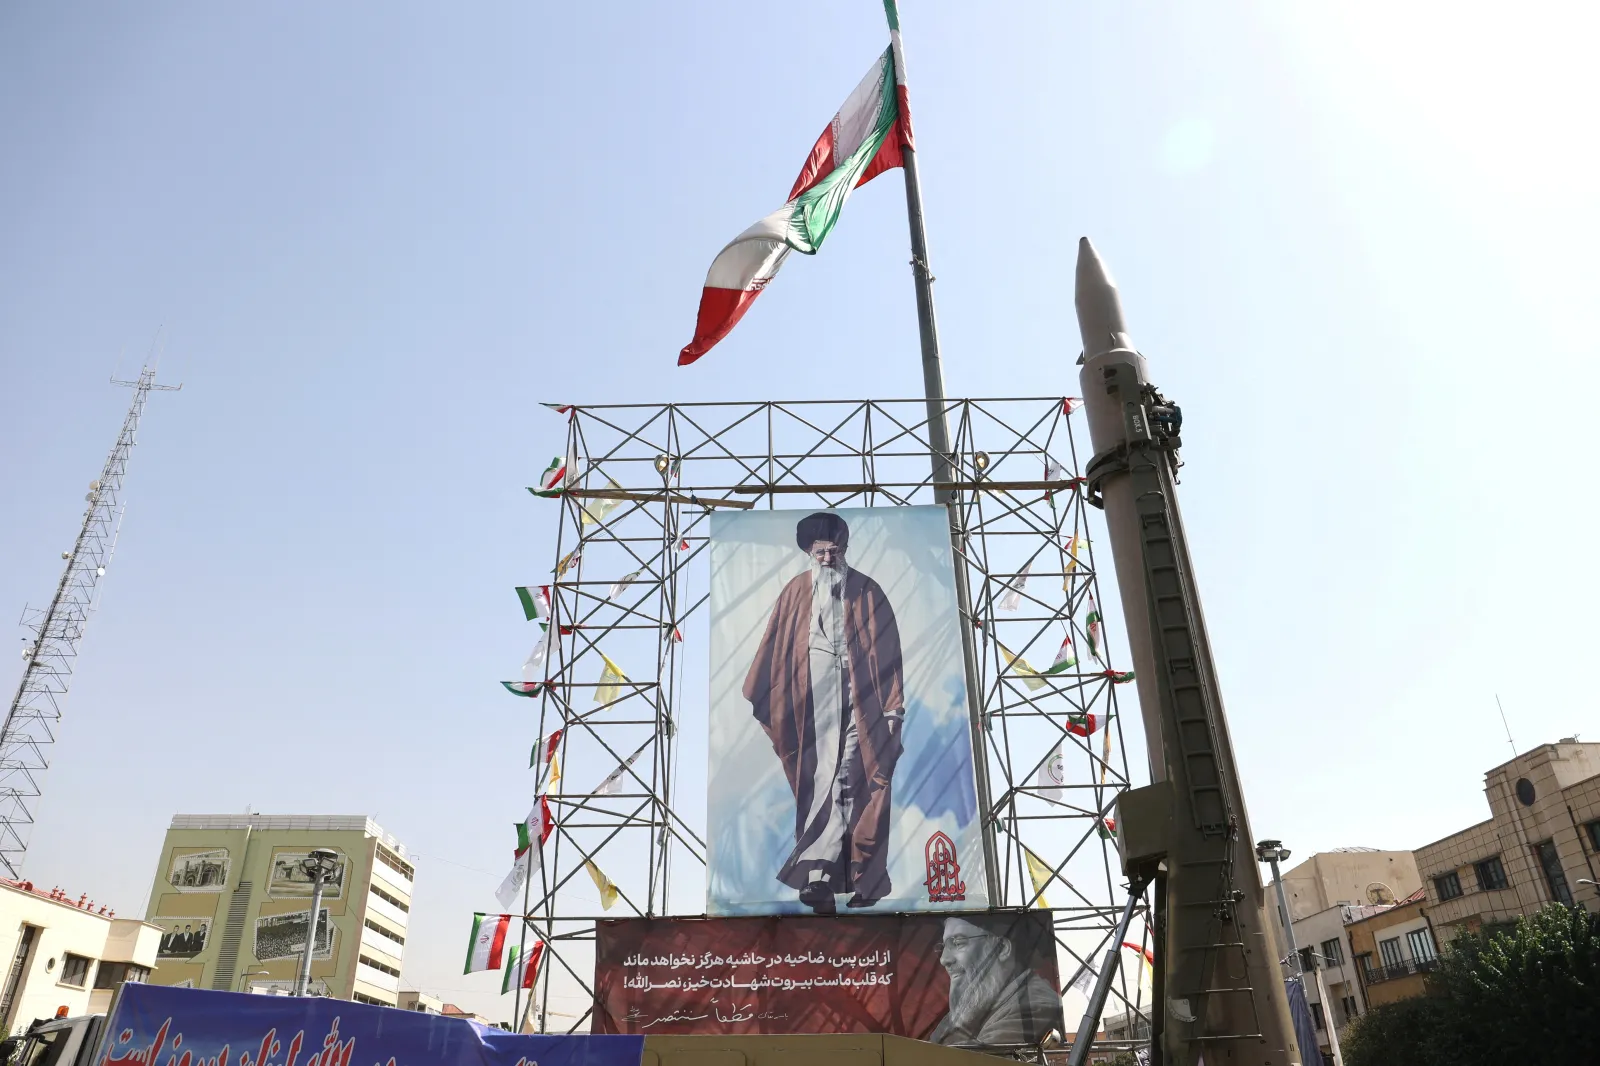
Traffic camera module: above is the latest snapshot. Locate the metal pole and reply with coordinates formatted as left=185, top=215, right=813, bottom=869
left=1067, top=876, right=1150, bottom=1066
left=1264, top=852, right=1303, bottom=979
left=894, top=9, right=999, bottom=905
left=294, top=876, right=326, bottom=996
left=1310, top=962, right=1344, bottom=1066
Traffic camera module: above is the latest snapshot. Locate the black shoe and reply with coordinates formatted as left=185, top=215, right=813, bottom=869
left=799, top=881, right=837, bottom=914
left=845, top=893, right=883, bottom=909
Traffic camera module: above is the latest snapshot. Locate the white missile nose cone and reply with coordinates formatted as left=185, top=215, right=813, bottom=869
left=1075, top=237, right=1129, bottom=360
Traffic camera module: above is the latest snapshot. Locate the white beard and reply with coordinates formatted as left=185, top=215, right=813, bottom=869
left=810, top=559, right=845, bottom=644
left=947, top=962, right=1013, bottom=1035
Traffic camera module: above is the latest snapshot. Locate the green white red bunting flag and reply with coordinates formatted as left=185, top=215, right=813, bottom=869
left=541, top=403, right=574, bottom=418
left=1045, top=633, right=1077, bottom=674
left=502, top=940, right=545, bottom=994
left=1064, top=397, right=1084, bottom=415
left=497, top=795, right=554, bottom=911
left=464, top=912, right=513, bottom=973
left=501, top=681, right=546, bottom=697
left=1100, top=817, right=1119, bottom=841
left=530, top=457, right=568, bottom=498
left=1066, top=712, right=1099, bottom=738
left=516, top=585, right=552, bottom=624
left=678, top=35, right=913, bottom=365
left=529, top=729, right=563, bottom=771
left=1086, top=593, right=1105, bottom=663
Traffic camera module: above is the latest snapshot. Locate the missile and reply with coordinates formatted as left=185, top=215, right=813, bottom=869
left=1074, top=238, right=1300, bottom=1066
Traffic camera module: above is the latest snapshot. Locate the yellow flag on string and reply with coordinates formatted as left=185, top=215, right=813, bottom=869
left=1024, top=847, right=1054, bottom=908
left=1062, top=535, right=1088, bottom=591
left=547, top=752, right=562, bottom=792
left=581, top=477, right=626, bottom=526
left=585, top=859, right=619, bottom=910
left=998, top=643, right=1048, bottom=692
left=596, top=651, right=628, bottom=704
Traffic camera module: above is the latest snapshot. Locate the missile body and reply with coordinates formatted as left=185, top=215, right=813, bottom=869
left=1075, top=238, right=1298, bottom=1065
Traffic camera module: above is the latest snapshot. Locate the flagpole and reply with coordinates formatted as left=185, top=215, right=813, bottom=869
left=886, top=0, right=1000, bottom=904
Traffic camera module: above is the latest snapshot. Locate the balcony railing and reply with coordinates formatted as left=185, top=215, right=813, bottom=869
left=1363, top=956, right=1437, bottom=984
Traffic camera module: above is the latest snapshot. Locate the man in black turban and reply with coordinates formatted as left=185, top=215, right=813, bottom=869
left=743, top=512, right=906, bottom=912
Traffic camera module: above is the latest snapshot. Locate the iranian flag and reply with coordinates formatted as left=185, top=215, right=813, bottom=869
left=516, top=585, right=552, bottom=624
left=1086, top=593, right=1105, bottom=663
left=502, top=940, right=545, bottom=994
left=464, top=912, right=513, bottom=973
left=1045, top=633, right=1077, bottom=674
left=496, top=795, right=555, bottom=910
left=677, top=30, right=913, bottom=365
left=1066, top=712, right=1099, bottom=738
left=530, top=728, right=563, bottom=771
left=530, top=457, right=568, bottom=498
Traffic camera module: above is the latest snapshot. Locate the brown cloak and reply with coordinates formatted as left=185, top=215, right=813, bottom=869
left=742, top=567, right=905, bottom=896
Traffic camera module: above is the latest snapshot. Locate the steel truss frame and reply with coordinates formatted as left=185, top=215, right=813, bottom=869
left=511, top=398, right=1154, bottom=1050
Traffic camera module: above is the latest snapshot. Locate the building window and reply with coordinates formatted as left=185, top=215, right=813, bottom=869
left=1533, top=840, right=1574, bottom=905
left=364, top=918, right=405, bottom=946
left=1586, top=820, right=1600, bottom=853
left=1434, top=871, right=1463, bottom=901
left=1320, top=938, right=1344, bottom=967
left=93, top=962, right=150, bottom=990
left=359, top=954, right=401, bottom=979
left=1309, top=1001, right=1325, bottom=1030
left=1341, top=995, right=1360, bottom=1023
left=58, top=954, right=91, bottom=988
left=351, top=991, right=389, bottom=1006
left=1474, top=855, right=1508, bottom=892
left=370, top=885, right=410, bottom=914
left=1406, top=928, right=1437, bottom=964
left=1378, top=937, right=1403, bottom=971
left=376, top=845, right=415, bottom=881
left=1298, top=947, right=1317, bottom=973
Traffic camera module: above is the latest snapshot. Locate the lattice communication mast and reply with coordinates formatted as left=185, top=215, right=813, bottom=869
left=0, top=365, right=178, bottom=877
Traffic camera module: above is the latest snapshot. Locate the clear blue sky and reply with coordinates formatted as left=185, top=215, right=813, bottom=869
left=2, top=1, right=1596, bottom=1022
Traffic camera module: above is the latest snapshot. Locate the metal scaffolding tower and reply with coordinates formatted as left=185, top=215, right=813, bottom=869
left=0, top=365, right=178, bottom=877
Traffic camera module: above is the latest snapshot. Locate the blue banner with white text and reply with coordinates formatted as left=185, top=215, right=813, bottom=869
left=99, top=984, right=643, bottom=1066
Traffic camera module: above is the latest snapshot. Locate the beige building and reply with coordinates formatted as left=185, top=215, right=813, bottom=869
left=144, top=814, right=413, bottom=1006
left=0, top=878, right=160, bottom=1035
left=1346, top=888, right=1436, bottom=1008
left=1266, top=848, right=1421, bottom=1061
left=1414, top=740, right=1600, bottom=941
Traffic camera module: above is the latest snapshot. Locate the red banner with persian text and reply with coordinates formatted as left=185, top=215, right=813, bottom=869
left=593, top=911, right=1061, bottom=1049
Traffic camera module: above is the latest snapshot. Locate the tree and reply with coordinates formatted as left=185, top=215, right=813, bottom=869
left=1343, top=904, right=1600, bottom=1066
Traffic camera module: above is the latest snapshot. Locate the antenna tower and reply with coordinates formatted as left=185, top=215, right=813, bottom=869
left=0, top=364, right=179, bottom=877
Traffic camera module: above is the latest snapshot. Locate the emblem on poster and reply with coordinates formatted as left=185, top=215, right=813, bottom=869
left=924, top=831, right=965, bottom=902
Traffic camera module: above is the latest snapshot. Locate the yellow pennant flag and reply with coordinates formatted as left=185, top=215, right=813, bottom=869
left=585, top=859, right=619, bottom=910
left=1062, top=534, right=1088, bottom=591
left=596, top=651, right=628, bottom=704
left=1024, top=847, right=1054, bottom=908
left=998, top=643, right=1048, bottom=692
left=547, top=752, right=562, bottom=792
left=581, top=477, right=626, bottom=526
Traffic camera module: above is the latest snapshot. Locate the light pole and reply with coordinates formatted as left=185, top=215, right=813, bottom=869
left=292, top=849, right=340, bottom=997
left=236, top=969, right=270, bottom=993
left=1258, top=840, right=1345, bottom=1066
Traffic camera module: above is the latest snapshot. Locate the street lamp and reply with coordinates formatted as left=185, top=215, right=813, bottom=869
left=292, top=849, right=340, bottom=997
left=1257, top=839, right=1345, bottom=1066
left=236, top=969, right=270, bottom=993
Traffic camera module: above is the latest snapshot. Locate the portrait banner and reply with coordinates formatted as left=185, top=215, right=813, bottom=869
left=593, top=911, right=1062, bottom=1049
left=707, top=506, right=988, bottom=916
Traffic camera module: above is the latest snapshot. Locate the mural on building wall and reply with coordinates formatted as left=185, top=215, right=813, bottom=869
left=253, top=908, right=335, bottom=962
left=267, top=849, right=348, bottom=899
left=168, top=849, right=230, bottom=892
left=156, top=916, right=213, bottom=959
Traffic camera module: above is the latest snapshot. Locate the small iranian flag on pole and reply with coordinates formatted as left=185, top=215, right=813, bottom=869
left=1065, top=712, right=1099, bottom=738
left=1044, top=633, right=1077, bottom=674
left=530, top=728, right=563, bottom=771
left=496, top=795, right=554, bottom=911
left=502, top=940, right=545, bottom=994
left=677, top=37, right=911, bottom=365
left=1086, top=592, right=1105, bottom=663
left=530, top=457, right=568, bottom=498
left=516, top=586, right=552, bottom=624
left=501, top=681, right=546, bottom=698
left=463, top=913, right=513, bottom=973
